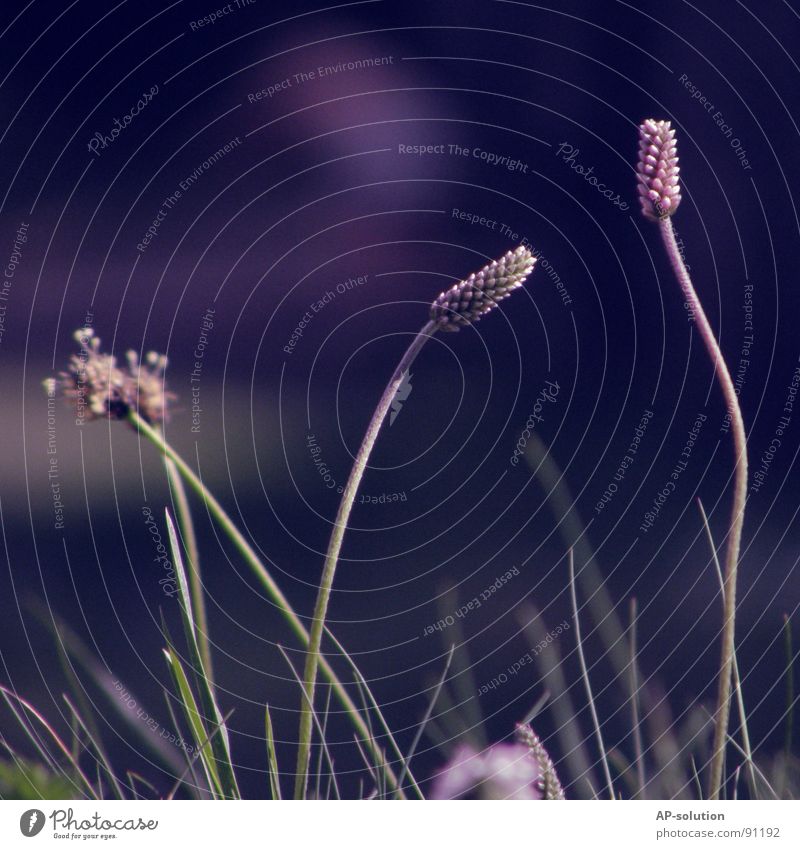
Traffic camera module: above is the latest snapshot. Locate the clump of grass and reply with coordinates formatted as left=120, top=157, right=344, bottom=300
left=44, top=328, right=407, bottom=797
left=39, top=252, right=536, bottom=800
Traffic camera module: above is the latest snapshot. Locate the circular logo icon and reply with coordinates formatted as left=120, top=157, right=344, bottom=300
left=19, top=809, right=46, bottom=837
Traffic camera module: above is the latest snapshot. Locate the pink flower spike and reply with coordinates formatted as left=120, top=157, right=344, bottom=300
left=637, top=119, right=682, bottom=221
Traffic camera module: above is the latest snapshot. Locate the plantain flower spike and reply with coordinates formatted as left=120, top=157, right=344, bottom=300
left=430, top=245, right=536, bottom=331
left=637, top=118, right=682, bottom=221
left=515, top=722, right=566, bottom=800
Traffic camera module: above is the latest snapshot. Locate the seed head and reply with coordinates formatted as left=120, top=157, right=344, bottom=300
left=637, top=119, right=681, bottom=221
left=46, top=328, right=174, bottom=424
left=430, top=245, right=536, bottom=331
left=515, top=723, right=566, bottom=799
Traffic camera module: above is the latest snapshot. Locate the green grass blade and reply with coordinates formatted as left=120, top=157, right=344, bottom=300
left=162, top=647, right=223, bottom=798
left=784, top=615, right=794, bottom=760
left=569, top=550, right=615, bottom=799
left=264, top=704, right=281, bottom=800
left=165, top=707, right=235, bottom=800
left=277, top=645, right=340, bottom=800
left=163, top=440, right=213, bottom=683
left=166, top=509, right=239, bottom=799
left=396, top=645, right=454, bottom=791
left=628, top=597, right=646, bottom=799
left=0, top=686, right=97, bottom=799
left=324, top=627, right=416, bottom=799
left=62, top=694, right=124, bottom=799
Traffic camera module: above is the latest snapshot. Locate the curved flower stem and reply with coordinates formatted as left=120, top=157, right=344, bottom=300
left=294, top=321, right=438, bottom=799
left=659, top=217, right=748, bottom=800
left=127, top=410, right=407, bottom=797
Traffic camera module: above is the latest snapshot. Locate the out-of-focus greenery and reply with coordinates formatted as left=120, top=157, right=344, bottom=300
left=0, top=758, right=78, bottom=800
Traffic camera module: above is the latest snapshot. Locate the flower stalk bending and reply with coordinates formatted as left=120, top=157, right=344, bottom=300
left=638, top=120, right=748, bottom=800
left=293, top=247, right=536, bottom=798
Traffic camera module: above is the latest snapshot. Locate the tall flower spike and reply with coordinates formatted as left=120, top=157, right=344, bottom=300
left=430, top=245, right=536, bottom=331
left=634, top=121, right=748, bottom=800
left=637, top=119, right=681, bottom=221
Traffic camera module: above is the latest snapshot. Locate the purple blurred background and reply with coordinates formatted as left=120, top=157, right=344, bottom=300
left=1, top=0, right=799, bottom=797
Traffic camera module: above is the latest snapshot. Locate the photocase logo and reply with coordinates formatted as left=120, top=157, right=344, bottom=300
left=390, top=370, right=413, bottom=425
left=19, top=809, right=45, bottom=837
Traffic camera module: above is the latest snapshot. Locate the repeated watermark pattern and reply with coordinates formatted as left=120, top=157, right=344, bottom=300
left=423, top=567, right=520, bottom=637
left=137, top=138, right=242, bottom=253
left=390, top=370, right=413, bottom=425
left=555, top=143, right=630, bottom=210
left=87, top=86, right=159, bottom=157
left=114, top=678, right=196, bottom=755
left=189, top=0, right=256, bottom=32
left=720, top=282, right=754, bottom=434
left=678, top=73, right=753, bottom=169
left=398, top=142, right=529, bottom=172
left=595, top=409, right=654, bottom=515
left=510, top=380, right=561, bottom=465
left=142, top=506, right=177, bottom=596
left=477, top=620, right=570, bottom=695
left=189, top=307, right=216, bottom=434
left=283, top=275, right=369, bottom=356
left=0, top=221, right=28, bottom=348
left=639, top=411, right=706, bottom=533
left=248, top=56, right=395, bottom=102
left=750, top=355, right=800, bottom=494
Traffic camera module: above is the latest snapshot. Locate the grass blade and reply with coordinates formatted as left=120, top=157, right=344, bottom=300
left=324, top=627, right=416, bottom=799
left=569, top=549, right=614, bottom=799
left=0, top=686, right=97, bottom=799
left=264, top=704, right=281, bottom=800
left=396, top=645, right=454, bottom=791
left=628, top=598, right=646, bottom=799
left=61, top=694, right=124, bottom=799
left=163, top=440, right=213, bottom=683
left=784, top=615, right=794, bottom=760
left=162, top=647, right=222, bottom=798
left=166, top=509, right=239, bottom=799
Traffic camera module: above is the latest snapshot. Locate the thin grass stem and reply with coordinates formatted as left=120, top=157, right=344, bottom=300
left=628, top=598, right=646, bottom=799
left=783, top=615, right=794, bottom=760
left=569, top=550, right=615, bottom=799
left=293, top=321, right=437, bottom=798
left=163, top=441, right=212, bottom=683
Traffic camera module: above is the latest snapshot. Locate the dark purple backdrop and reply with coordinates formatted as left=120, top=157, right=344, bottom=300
left=1, top=0, right=798, bottom=798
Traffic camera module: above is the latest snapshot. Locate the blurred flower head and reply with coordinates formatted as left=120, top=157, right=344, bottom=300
left=430, top=742, right=542, bottom=800
left=45, top=328, right=174, bottom=425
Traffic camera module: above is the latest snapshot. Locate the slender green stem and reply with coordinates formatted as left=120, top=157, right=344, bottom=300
left=783, top=615, right=793, bottom=761
left=628, top=597, right=646, bottom=799
left=162, top=434, right=213, bottom=683
left=659, top=218, right=748, bottom=800
left=569, top=550, right=615, bottom=799
left=126, top=410, right=405, bottom=796
left=293, top=321, right=437, bottom=799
